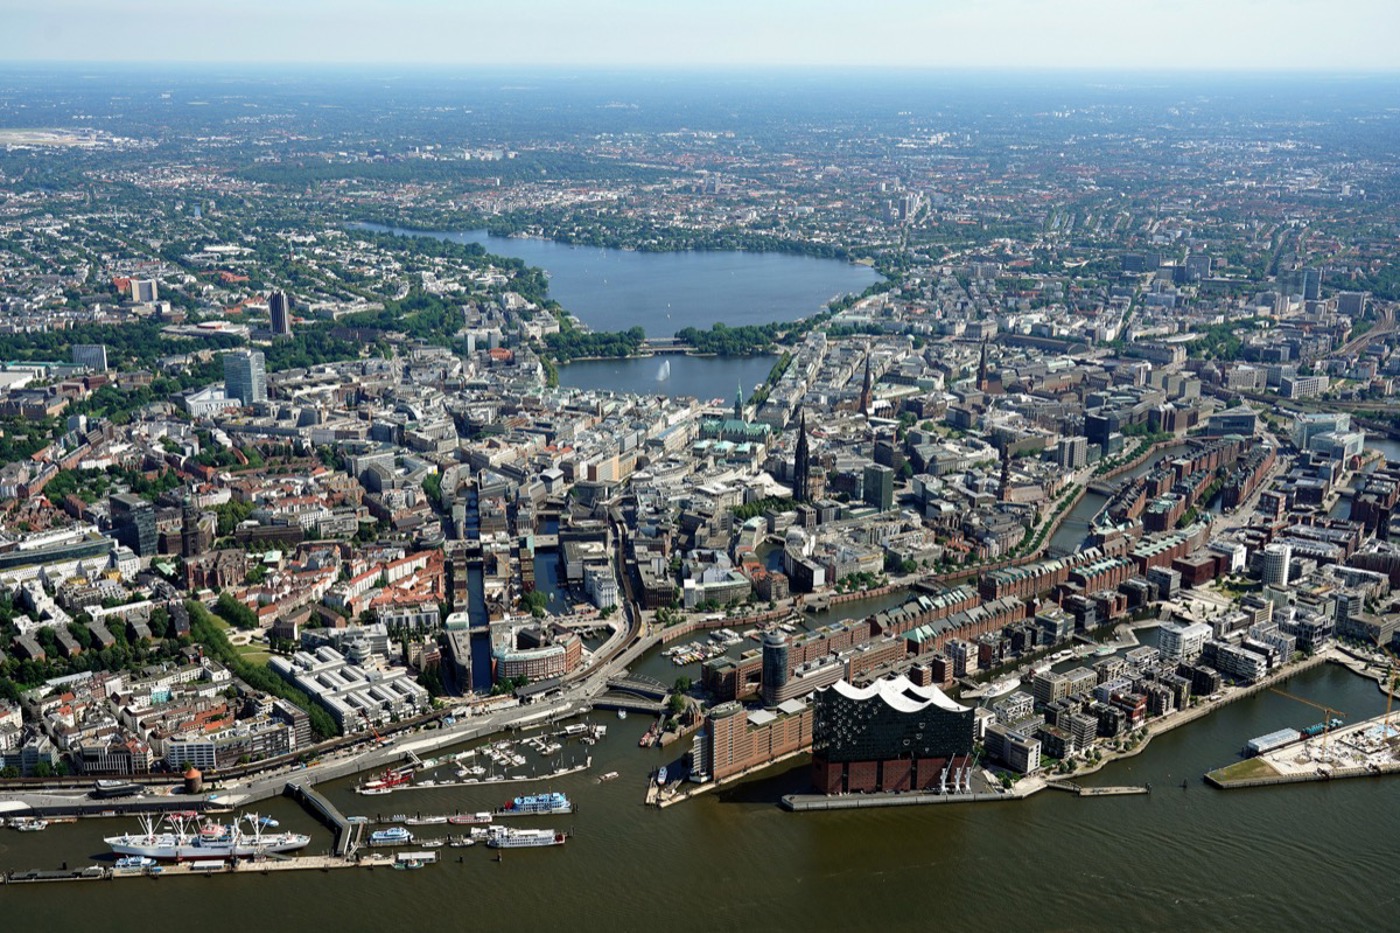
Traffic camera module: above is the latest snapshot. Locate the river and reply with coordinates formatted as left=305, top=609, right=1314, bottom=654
left=2, top=650, right=1392, bottom=933
left=357, top=223, right=881, bottom=334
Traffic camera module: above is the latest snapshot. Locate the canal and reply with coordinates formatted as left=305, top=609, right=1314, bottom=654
left=1047, top=442, right=1190, bottom=556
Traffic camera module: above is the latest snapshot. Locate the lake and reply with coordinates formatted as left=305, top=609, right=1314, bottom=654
left=555, top=353, right=778, bottom=402
left=357, top=223, right=881, bottom=335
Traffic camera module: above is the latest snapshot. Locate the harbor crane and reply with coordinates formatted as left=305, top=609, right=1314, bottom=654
left=1269, top=688, right=1346, bottom=759
left=1381, top=649, right=1399, bottom=733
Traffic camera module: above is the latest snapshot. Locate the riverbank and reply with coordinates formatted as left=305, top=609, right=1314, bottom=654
left=1054, top=649, right=1333, bottom=786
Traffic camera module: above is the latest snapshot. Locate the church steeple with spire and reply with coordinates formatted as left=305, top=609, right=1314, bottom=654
left=735, top=381, right=745, bottom=421
left=859, top=347, right=874, bottom=416
left=793, top=408, right=812, bottom=503
left=999, top=443, right=1013, bottom=503
left=977, top=339, right=989, bottom=392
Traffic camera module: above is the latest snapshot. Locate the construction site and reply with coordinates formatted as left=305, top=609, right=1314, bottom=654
left=1207, top=666, right=1400, bottom=788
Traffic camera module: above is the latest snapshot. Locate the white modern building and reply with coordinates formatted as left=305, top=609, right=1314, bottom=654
left=1158, top=620, right=1212, bottom=664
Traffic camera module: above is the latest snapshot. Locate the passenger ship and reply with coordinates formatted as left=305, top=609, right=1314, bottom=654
left=486, top=826, right=567, bottom=848
left=105, top=812, right=310, bottom=861
left=497, top=792, right=572, bottom=816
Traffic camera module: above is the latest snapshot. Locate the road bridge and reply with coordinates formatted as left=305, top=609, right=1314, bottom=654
left=591, top=694, right=667, bottom=715
left=605, top=673, right=670, bottom=700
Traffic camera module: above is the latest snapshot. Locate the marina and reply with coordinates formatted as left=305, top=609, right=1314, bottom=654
left=1, top=656, right=1397, bottom=933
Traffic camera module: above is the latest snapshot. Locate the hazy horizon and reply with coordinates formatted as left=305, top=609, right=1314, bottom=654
left=6, top=0, right=1399, bottom=73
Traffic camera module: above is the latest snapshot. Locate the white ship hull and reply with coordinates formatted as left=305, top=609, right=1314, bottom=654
left=106, top=835, right=310, bottom=860
left=104, top=812, right=310, bottom=861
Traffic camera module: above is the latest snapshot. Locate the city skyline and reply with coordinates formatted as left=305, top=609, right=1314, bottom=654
left=5, top=0, right=1399, bottom=72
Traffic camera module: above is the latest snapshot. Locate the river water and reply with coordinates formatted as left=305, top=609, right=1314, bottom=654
left=2, top=653, right=1392, bottom=933
left=357, top=223, right=880, bottom=334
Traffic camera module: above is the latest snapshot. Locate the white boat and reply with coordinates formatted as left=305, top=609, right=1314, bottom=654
left=984, top=677, right=1021, bottom=700
left=404, top=815, right=448, bottom=826
left=617, top=710, right=628, bottom=720
left=486, top=826, right=567, bottom=849
left=598, top=771, right=620, bottom=783
left=420, top=838, right=446, bottom=848
left=368, top=827, right=414, bottom=847
left=115, top=855, right=158, bottom=871
left=13, top=818, right=49, bottom=832
left=105, top=813, right=310, bottom=861
left=448, top=812, right=492, bottom=825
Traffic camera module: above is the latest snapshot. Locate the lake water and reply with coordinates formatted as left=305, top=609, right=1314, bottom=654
left=357, top=223, right=880, bottom=334
left=556, top=353, right=778, bottom=402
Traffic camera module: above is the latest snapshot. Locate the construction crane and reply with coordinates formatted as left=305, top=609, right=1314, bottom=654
left=361, top=711, right=392, bottom=747
left=1269, top=687, right=1346, bottom=760
left=1381, top=649, right=1400, bottom=733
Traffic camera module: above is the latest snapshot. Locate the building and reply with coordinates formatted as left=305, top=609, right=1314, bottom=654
left=811, top=676, right=976, bottom=795
left=1259, top=543, right=1292, bottom=587
left=761, top=631, right=790, bottom=707
left=1158, top=620, right=1211, bottom=664
left=72, top=344, right=108, bottom=372
left=491, top=621, right=582, bottom=683
left=583, top=565, right=619, bottom=610
left=1206, top=407, right=1258, bottom=436
left=269, top=290, right=293, bottom=336
left=130, top=278, right=159, bottom=303
left=1293, top=412, right=1351, bottom=449
left=268, top=645, right=429, bottom=731
left=862, top=463, right=895, bottom=511
left=110, top=493, right=158, bottom=557
left=223, top=349, right=267, bottom=406
left=694, top=698, right=812, bottom=783
left=1055, top=435, right=1088, bottom=470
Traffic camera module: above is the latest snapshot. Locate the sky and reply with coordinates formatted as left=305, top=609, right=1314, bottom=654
left=5, top=0, right=1399, bottom=71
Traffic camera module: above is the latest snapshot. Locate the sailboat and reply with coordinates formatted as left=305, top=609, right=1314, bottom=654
left=656, top=359, right=671, bottom=382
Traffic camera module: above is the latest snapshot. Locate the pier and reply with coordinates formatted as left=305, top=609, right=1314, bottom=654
left=781, top=791, right=1010, bottom=812
left=284, top=782, right=356, bottom=857
left=1044, top=781, right=1151, bottom=797
left=2, top=853, right=438, bottom=885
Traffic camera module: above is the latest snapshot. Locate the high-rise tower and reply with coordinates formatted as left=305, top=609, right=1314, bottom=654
left=224, top=349, right=267, bottom=406
left=269, top=290, right=293, bottom=336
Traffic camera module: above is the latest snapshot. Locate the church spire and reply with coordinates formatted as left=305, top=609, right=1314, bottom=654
left=793, top=407, right=811, bottom=503
left=735, top=380, right=745, bottom=421
left=860, top=348, right=873, bottom=416
left=999, top=443, right=1013, bottom=503
left=977, top=339, right=989, bottom=392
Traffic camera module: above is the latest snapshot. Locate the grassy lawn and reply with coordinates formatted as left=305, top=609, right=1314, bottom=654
left=1209, top=757, right=1281, bottom=783
left=207, top=612, right=272, bottom=665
